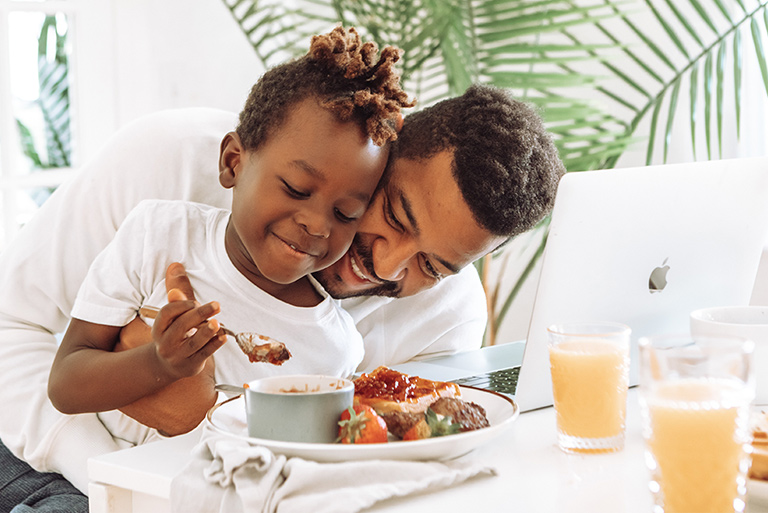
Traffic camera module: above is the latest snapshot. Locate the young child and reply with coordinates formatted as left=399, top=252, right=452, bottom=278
left=47, top=26, right=414, bottom=445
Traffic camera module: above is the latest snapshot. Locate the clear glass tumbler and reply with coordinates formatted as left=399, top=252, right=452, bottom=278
left=638, top=335, right=754, bottom=513
left=548, top=321, right=631, bottom=453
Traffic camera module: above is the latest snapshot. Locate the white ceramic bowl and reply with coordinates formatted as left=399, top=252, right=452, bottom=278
left=690, top=306, right=768, bottom=404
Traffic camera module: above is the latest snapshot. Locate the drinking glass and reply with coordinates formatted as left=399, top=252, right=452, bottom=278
left=638, top=335, right=754, bottom=513
left=548, top=321, right=631, bottom=453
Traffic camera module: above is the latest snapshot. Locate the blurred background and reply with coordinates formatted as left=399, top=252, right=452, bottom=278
left=1, top=0, right=767, bottom=345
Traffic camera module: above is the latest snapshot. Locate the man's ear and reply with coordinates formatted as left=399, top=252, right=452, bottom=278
left=219, top=132, right=244, bottom=189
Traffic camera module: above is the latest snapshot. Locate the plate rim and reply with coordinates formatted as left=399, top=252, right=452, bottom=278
left=205, top=385, right=519, bottom=458
left=750, top=475, right=768, bottom=503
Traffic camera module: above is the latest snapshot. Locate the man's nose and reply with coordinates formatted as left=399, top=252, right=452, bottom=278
left=372, top=239, right=411, bottom=282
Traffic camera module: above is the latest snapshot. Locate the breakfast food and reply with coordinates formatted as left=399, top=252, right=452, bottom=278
left=382, top=397, right=490, bottom=441
left=238, top=333, right=292, bottom=365
left=751, top=410, right=768, bottom=481
left=349, top=367, right=491, bottom=443
left=337, top=405, right=389, bottom=444
left=383, top=409, right=459, bottom=440
left=430, top=397, right=491, bottom=432
left=353, top=366, right=460, bottom=415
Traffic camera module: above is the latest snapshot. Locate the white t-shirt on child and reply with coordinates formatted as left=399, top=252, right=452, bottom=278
left=71, top=199, right=364, bottom=444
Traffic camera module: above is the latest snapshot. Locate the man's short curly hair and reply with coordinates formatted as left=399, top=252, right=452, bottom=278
left=237, top=26, right=415, bottom=150
left=393, top=84, right=564, bottom=238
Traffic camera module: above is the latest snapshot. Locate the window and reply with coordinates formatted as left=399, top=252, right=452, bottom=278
left=0, top=0, right=115, bottom=251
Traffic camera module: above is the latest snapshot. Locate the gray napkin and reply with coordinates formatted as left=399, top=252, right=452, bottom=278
left=170, top=428, right=497, bottom=513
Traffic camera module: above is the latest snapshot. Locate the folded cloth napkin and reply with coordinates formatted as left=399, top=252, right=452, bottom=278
left=170, top=426, right=497, bottom=513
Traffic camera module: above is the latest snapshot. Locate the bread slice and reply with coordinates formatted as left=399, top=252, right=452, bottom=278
left=353, top=366, right=460, bottom=415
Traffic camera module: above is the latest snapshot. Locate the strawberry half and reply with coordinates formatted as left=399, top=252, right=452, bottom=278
left=337, top=404, right=389, bottom=444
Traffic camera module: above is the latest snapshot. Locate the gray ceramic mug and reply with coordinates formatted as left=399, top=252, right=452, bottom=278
left=244, top=375, right=354, bottom=443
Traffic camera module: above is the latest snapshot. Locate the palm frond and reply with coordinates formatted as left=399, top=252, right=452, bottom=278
left=16, top=119, right=43, bottom=168
left=221, top=0, right=337, bottom=68
left=592, top=0, right=768, bottom=164
left=37, top=14, right=71, bottom=168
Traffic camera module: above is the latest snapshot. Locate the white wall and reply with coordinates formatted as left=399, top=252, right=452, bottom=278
left=110, top=0, right=264, bottom=131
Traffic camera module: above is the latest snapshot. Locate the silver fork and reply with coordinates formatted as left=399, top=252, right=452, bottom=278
left=138, top=305, right=291, bottom=365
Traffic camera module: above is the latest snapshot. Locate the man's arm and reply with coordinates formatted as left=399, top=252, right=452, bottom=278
left=0, top=108, right=235, bottom=493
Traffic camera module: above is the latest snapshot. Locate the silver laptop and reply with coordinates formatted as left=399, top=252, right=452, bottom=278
left=394, top=157, right=768, bottom=412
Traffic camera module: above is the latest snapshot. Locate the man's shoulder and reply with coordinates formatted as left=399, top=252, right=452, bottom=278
left=410, top=264, right=485, bottom=302
left=121, top=108, right=237, bottom=139
left=124, top=200, right=228, bottom=235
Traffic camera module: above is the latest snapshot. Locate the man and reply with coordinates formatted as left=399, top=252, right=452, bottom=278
left=0, top=85, right=563, bottom=510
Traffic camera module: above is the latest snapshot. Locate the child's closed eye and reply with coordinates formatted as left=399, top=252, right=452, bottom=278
left=282, top=179, right=309, bottom=198
left=335, top=208, right=358, bottom=223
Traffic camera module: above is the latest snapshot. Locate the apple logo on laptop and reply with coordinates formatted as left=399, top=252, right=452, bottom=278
left=649, top=258, right=670, bottom=294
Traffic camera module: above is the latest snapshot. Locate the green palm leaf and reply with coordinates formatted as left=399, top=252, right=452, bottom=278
left=15, top=14, right=71, bottom=171
left=37, top=14, right=71, bottom=168
left=595, top=0, right=768, bottom=164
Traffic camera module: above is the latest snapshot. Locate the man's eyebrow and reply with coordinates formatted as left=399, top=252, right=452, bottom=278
left=435, top=256, right=460, bottom=275
left=399, top=190, right=420, bottom=236
left=398, top=190, right=460, bottom=275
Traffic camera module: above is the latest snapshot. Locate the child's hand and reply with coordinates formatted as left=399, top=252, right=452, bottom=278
left=150, top=299, right=226, bottom=380
left=117, top=262, right=204, bottom=351
left=118, top=262, right=220, bottom=435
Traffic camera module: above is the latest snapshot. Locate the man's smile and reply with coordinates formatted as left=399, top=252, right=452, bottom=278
left=349, top=253, right=377, bottom=283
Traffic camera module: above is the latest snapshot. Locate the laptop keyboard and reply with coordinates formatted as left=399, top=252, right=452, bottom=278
left=452, top=366, right=520, bottom=396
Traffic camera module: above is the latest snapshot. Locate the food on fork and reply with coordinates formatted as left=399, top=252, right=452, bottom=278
left=751, top=410, right=768, bottom=481
left=235, top=332, right=292, bottom=365
left=138, top=305, right=290, bottom=365
left=353, top=366, right=460, bottom=415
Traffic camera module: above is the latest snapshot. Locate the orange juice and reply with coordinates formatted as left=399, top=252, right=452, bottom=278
left=645, top=378, right=751, bottom=513
left=549, top=339, right=629, bottom=441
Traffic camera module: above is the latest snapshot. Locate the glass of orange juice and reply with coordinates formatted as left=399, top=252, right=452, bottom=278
left=638, top=335, right=754, bottom=513
left=548, top=321, right=631, bottom=453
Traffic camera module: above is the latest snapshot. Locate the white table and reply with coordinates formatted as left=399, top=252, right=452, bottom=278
left=88, top=388, right=768, bottom=513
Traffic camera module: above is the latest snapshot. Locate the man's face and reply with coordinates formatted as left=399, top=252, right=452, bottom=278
left=221, top=98, right=388, bottom=291
left=314, top=150, right=506, bottom=298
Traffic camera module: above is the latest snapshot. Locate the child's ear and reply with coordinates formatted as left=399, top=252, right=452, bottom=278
left=219, top=132, right=244, bottom=189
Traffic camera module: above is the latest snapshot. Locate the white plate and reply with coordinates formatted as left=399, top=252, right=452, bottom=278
left=205, top=386, right=519, bottom=461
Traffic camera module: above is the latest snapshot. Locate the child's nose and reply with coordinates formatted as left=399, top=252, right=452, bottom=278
left=295, top=211, right=331, bottom=239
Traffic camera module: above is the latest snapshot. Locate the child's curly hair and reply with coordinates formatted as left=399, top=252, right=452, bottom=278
left=237, top=26, right=415, bottom=149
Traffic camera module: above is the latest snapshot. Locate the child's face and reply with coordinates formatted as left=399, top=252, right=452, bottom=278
left=220, top=97, right=388, bottom=288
